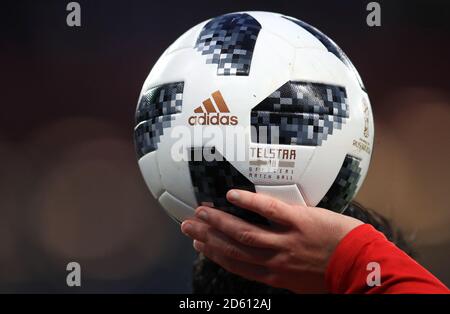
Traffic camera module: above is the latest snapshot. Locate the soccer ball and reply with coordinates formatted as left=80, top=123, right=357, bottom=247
left=134, top=11, right=374, bottom=224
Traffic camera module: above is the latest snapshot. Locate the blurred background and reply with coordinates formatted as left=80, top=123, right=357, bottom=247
left=0, top=0, right=449, bottom=292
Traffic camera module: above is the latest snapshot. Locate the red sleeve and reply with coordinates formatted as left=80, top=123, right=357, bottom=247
left=325, top=224, right=449, bottom=294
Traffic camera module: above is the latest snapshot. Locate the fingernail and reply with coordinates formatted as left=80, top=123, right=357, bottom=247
left=228, top=190, right=240, bottom=201
left=181, top=222, right=192, bottom=235
left=193, top=240, right=204, bottom=252
left=196, top=209, right=208, bottom=221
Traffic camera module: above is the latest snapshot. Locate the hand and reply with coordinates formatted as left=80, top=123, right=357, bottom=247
left=180, top=189, right=363, bottom=293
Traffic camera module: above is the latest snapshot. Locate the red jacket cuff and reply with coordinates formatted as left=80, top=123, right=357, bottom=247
left=325, top=223, right=384, bottom=293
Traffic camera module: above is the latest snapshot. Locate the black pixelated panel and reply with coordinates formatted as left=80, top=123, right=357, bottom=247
left=282, top=16, right=366, bottom=92
left=135, top=82, right=184, bottom=125
left=195, top=13, right=261, bottom=76
left=318, top=155, right=362, bottom=213
left=251, top=81, right=348, bottom=146
left=134, top=82, right=184, bottom=158
left=134, top=115, right=175, bottom=158
left=188, top=147, right=268, bottom=225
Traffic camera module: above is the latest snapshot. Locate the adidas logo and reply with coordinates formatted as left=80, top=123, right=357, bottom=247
left=188, top=90, right=238, bottom=126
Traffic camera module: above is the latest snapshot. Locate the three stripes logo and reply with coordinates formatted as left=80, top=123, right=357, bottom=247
left=188, top=90, right=238, bottom=125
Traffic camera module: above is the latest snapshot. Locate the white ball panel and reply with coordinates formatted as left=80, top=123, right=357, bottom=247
left=158, top=191, right=195, bottom=223
left=292, top=49, right=344, bottom=85
left=255, top=184, right=306, bottom=206
left=291, top=48, right=373, bottom=206
left=247, top=11, right=327, bottom=50
left=138, top=151, right=164, bottom=199
left=156, top=136, right=198, bottom=208
left=139, top=48, right=210, bottom=208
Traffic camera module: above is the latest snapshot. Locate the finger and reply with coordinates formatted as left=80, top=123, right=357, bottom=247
left=193, top=240, right=275, bottom=286
left=180, top=218, right=210, bottom=243
left=226, top=189, right=299, bottom=225
left=194, top=206, right=283, bottom=249
left=181, top=218, right=277, bottom=265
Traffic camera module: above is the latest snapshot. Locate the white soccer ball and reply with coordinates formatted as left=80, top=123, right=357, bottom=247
left=134, top=11, right=374, bottom=224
